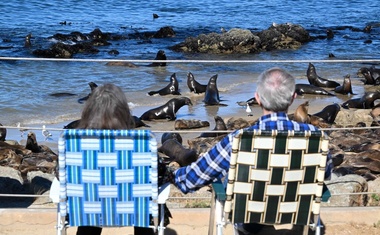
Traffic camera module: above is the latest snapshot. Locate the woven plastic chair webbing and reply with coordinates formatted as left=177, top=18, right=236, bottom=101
left=58, top=129, right=158, bottom=227
left=225, top=130, right=325, bottom=225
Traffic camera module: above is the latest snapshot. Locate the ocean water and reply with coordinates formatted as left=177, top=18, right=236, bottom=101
left=0, top=0, right=379, bottom=142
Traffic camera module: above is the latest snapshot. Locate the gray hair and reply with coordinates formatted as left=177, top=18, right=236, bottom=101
left=256, top=67, right=295, bottom=112
left=78, top=83, right=134, bottom=129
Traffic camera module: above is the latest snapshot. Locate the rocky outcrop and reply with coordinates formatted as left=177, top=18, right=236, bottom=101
left=170, top=23, right=310, bottom=53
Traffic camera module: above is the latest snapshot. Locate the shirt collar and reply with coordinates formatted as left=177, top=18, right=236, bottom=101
left=258, top=112, right=290, bottom=123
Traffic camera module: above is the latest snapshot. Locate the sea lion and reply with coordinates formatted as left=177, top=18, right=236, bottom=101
left=78, top=81, right=98, bottom=103
left=0, top=123, right=6, bottom=141
left=187, top=72, right=207, bottom=94
left=306, top=63, right=340, bottom=88
left=49, top=92, right=77, bottom=97
left=174, top=119, right=210, bottom=130
left=24, top=33, right=32, bottom=47
left=236, top=97, right=259, bottom=106
left=334, top=74, right=355, bottom=95
left=148, top=73, right=181, bottom=96
left=313, top=103, right=341, bottom=124
left=199, top=116, right=228, bottom=138
left=25, top=132, right=41, bottom=153
left=295, top=84, right=335, bottom=96
left=204, top=74, right=221, bottom=105
left=293, top=101, right=310, bottom=123
left=161, top=132, right=183, bottom=144
left=140, top=97, right=192, bottom=121
left=105, top=50, right=166, bottom=67
left=357, top=65, right=380, bottom=85
left=63, top=119, right=81, bottom=129
left=342, top=91, right=380, bottom=109
left=157, top=139, right=198, bottom=167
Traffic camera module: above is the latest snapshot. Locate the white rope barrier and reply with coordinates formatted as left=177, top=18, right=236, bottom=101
left=1, top=57, right=380, bottom=63
left=1, top=125, right=380, bottom=132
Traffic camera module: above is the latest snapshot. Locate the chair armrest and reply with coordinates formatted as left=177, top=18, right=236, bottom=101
left=212, top=180, right=226, bottom=201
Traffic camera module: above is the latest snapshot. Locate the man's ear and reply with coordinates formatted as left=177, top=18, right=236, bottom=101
left=255, top=92, right=261, bottom=106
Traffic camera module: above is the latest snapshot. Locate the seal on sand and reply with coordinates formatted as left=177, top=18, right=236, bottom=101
left=174, top=119, right=210, bottom=130
left=236, top=97, right=259, bottom=106
left=148, top=73, right=181, bottom=96
left=342, top=91, right=380, bottom=109
left=295, top=84, right=335, bottom=96
left=313, top=103, right=341, bottom=124
left=293, top=101, right=310, bottom=123
left=78, top=82, right=98, bottom=103
left=140, top=97, right=192, bottom=121
left=187, top=72, right=207, bottom=94
left=105, top=50, right=167, bottom=67
left=199, top=116, right=228, bottom=138
left=204, top=74, right=222, bottom=105
left=334, top=74, right=355, bottom=95
left=158, top=139, right=198, bottom=167
left=307, top=63, right=340, bottom=88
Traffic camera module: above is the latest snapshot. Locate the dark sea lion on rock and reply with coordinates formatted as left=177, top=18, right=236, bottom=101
left=293, top=101, right=310, bottom=123
left=358, top=67, right=376, bottom=85
left=148, top=73, right=181, bottom=96
left=161, top=132, right=183, bottom=144
left=187, top=72, right=207, bottom=94
left=204, top=74, right=225, bottom=106
left=295, top=84, right=335, bottom=96
left=158, top=139, right=198, bottom=167
left=199, top=116, right=228, bottom=138
left=140, top=97, right=192, bottom=121
left=313, top=103, right=341, bottom=124
left=342, top=91, right=380, bottom=109
left=306, top=63, right=340, bottom=88
left=25, top=132, right=42, bottom=153
left=174, top=119, right=210, bottom=130
left=78, top=81, right=98, bottom=103
left=24, top=33, right=32, bottom=47
left=0, top=123, right=6, bottom=141
left=334, top=74, right=355, bottom=95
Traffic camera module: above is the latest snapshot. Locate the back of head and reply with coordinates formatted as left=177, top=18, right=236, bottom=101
left=256, top=67, right=295, bottom=112
left=78, top=83, right=134, bottom=129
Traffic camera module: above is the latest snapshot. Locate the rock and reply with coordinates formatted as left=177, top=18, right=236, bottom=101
left=324, top=174, right=368, bottom=207
left=367, top=178, right=380, bottom=206
left=170, top=23, right=310, bottom=54
left=334, top=109, right=373, bottom=127
left=27, top=171, right=54, bottom=194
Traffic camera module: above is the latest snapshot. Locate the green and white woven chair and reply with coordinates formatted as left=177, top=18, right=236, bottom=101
left=208, top=129, right=329, bottom=235
left=52, top=129, right=169, bottom=235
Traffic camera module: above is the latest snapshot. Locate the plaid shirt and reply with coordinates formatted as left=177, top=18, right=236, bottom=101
left=174, top=112, right=333, bottom=194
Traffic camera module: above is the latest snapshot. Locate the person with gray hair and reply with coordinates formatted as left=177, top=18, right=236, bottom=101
left=76, top=83, right=157, bottom=235
left=162, top=67, right=333, bottom=234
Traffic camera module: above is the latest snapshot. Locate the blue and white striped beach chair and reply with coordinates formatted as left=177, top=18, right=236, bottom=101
left=54, top=129, right=168, bottom=235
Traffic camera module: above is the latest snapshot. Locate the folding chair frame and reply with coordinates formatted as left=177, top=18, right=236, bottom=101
left=208, top=129, right=329, bottom=235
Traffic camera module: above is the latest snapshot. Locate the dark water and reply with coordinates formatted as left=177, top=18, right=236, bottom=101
left=0, top=0, right=379, bottom=142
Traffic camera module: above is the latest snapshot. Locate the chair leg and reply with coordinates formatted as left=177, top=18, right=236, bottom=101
left=302, top=225, right=309, bottom=235
left=208, top=191, right=216, bottom=235
left=215, top=199, right=224, bottom=235
left=158, top=204, right=166, bottom=235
